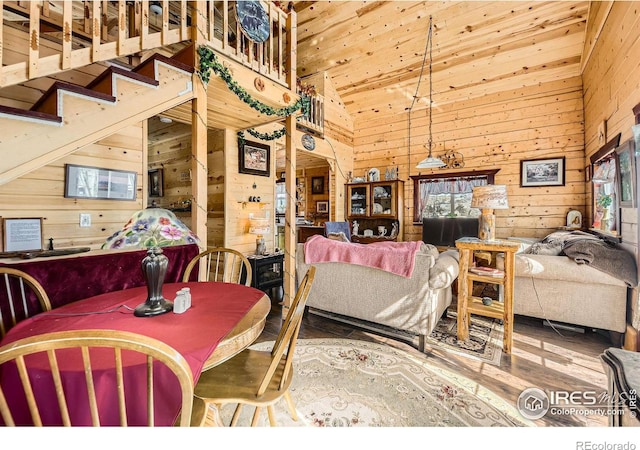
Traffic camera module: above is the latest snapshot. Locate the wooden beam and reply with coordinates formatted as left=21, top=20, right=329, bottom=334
left=192, top=1, right=208, bottom=258
left=282, top=8, right=298, bottom=315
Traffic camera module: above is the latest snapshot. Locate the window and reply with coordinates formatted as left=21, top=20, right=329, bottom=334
left=275, top=182, right=287, bottom=215
left=411, top=170, right=499, bottom=223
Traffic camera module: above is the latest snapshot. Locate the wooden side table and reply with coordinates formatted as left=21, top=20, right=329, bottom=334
left=455, top=237, right=520, bottom=354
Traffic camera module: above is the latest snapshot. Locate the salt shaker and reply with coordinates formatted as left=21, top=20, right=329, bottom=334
left=180, top=287, right=192, bottom=309
left=173, top=291, right=188, bottom=314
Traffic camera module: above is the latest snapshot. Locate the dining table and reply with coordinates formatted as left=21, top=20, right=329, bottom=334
left=0, top=281, right=271, bottom=426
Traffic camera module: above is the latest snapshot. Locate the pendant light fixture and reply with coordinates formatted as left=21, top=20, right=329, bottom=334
left=415, top=16, right=446, bottom=169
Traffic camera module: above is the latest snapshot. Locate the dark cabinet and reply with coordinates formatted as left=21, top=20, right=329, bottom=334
left=247, top=252, right=284, bottom=302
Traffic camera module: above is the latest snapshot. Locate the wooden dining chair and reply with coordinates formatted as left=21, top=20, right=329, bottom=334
left=182, top=247, right=252, bottom=286
left=0, top=267, right=52, bottom=338
left=0, top=329, right=194, bottom=426
left=190, top=265, right=316, bottom=427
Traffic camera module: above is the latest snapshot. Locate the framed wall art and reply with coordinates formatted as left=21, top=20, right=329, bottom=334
left=311, top=176, right=324, bottom=194
left=148, top=168, right=164, bottom=197
left=316, top=201, right=329, bottom=213
left=520, top=157, right=565, bottom=187
left=3, top=217, right=43, bottom=252
left=239, top=140, right=270, bottom=177
left=615, top=138, right=636, bottom=207
left=65, top=164, right=137, bottom=200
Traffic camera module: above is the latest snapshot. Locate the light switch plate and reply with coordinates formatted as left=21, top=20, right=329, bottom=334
left=79, top=213, right=91, bottom=227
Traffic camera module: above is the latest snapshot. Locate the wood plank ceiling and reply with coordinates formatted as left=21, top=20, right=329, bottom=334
left=292, top=1, right=589, bottom=124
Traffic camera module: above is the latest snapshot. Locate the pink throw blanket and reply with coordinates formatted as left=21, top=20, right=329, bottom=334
left=304, top=234, right=424, bottom=278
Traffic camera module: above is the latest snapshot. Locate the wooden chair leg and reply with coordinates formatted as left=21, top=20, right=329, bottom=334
left=230, top=404, right=243, bottom=426
left=250, top=407, right=262, bottom=426
left=267, top=405, right=277, bottom=426
left=283, top=391, right=298, bottom=421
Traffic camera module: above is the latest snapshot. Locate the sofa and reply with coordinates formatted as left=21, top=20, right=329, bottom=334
left=499, top=232, right=636, bottom=337
left=295, top=236, right=459, bottom=351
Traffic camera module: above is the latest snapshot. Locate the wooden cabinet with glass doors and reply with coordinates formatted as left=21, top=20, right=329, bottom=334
left=346, top=180, right=404, bottom=242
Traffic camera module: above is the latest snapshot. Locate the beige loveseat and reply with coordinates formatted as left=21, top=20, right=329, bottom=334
left=296, top=240, right=459, bottom=351
left=501, top=232, right=635, bottom=336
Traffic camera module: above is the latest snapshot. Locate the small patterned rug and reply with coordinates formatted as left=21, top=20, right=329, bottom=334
left=426, top=310, right=504, bottom=366
left=219, top=338, right=531, bottom=427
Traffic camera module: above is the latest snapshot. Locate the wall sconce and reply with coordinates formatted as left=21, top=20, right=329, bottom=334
left=249, top=214, right=270, bottom=255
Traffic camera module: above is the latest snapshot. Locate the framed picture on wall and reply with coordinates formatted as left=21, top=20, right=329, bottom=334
left=3, top=218, right=43, bottom=252
left=520, top=157, right=565, bottom=187
left=239, top=140, right=270, bottom=177
left=148, top=169, right=164, bottom=197
left=311, top=176, right=324, bottom=194
left=616, top=138, right=636, bottom=207
left=64, top=164, right=137, bottom=200
left=316, top=201, right=329, bottom=213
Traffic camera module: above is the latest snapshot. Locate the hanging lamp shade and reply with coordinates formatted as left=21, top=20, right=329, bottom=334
left=411, top=16, right=446, bottom=170
left=416, top=154, right=446, bottom=169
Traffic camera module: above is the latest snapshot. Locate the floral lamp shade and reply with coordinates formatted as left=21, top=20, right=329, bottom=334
left=102, top=208, right=200, bottom=249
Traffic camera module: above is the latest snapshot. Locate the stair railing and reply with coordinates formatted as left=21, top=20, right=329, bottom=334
left=0, top=1, right=295, bottom=90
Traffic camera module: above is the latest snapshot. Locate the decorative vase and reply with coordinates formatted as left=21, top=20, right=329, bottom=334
left=134, top=247, right=173, bottom=317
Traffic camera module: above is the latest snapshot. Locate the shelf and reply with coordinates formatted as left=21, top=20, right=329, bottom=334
left=467, top=296, right=504, bottom=320
left=467, top=273, right=505, bottom=284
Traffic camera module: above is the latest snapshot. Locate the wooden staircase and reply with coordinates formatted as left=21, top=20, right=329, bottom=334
left=0, top=53, right=195, bottom=185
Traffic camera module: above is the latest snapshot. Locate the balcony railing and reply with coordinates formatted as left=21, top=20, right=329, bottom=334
left=0, top=1, right=295, bottom=89
left=296, top=91, right=324, bottom=136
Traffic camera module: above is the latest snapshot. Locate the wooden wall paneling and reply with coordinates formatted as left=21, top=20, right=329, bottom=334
left=0, top=124, right=145, bottom=249
left=223, top=129, right=275, bottom=256
left=354, top=76, right=585, bottom=241
left=582, top=2, right=640, bottom=338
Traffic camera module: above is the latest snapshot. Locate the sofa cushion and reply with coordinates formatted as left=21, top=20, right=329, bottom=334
left=514, top=253, right=627, bottom=287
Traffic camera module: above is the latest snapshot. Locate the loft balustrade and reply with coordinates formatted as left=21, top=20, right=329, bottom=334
left=296, top=89, right=324, bottom=137
left=0, top=0, right=295, bottom=89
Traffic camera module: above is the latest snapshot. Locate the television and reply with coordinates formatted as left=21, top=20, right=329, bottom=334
left=422, top=217, right=479, bottom=248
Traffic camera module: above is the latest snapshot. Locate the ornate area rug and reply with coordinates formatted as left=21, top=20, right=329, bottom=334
left=426, top=310, right=504, bottom=366
left=220, top=338, right=531, bottom=427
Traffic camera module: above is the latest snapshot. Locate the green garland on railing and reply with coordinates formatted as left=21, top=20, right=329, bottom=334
left=197, top=45, right=310, bottom=118
left=237, top=128, right=288, bottom=148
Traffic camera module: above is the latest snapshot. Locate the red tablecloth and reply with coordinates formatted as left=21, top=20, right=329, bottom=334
left=0, top=282, right=267, bottom=426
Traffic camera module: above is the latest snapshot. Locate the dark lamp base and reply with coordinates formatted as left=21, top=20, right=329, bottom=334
left=134, top=298, right=173, bottom=317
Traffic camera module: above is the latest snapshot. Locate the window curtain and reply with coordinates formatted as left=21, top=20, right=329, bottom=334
left=417, top=177, right=487, bottom=217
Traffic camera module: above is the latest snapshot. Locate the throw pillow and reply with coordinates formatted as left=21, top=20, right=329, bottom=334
left=327, top=232, right=349, bottom=242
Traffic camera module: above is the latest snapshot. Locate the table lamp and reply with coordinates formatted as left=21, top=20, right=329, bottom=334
left=471, top=185, right=509, bottom=241
left=102, top=208, right=200, bottom=317
left=249, top=214, right=270, bottom=255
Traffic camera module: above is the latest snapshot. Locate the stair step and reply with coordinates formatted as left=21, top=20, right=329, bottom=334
left=0, top=105, right=61, bottom=124
left=170, top=44, right=195, bottom=67
left=86, top=66, right=159, bottom=96
left=133, top=53, right=194, bottom=79
left=30, top=81, right=116, bottom=116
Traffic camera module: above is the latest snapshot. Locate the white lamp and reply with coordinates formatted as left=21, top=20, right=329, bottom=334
left=471, top=185, right=509, bottom=241
left=249, top=215, right=270, bottom=255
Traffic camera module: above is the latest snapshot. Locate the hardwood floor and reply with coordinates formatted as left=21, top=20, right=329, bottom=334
left=257, top=301, right=616, bottom=427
